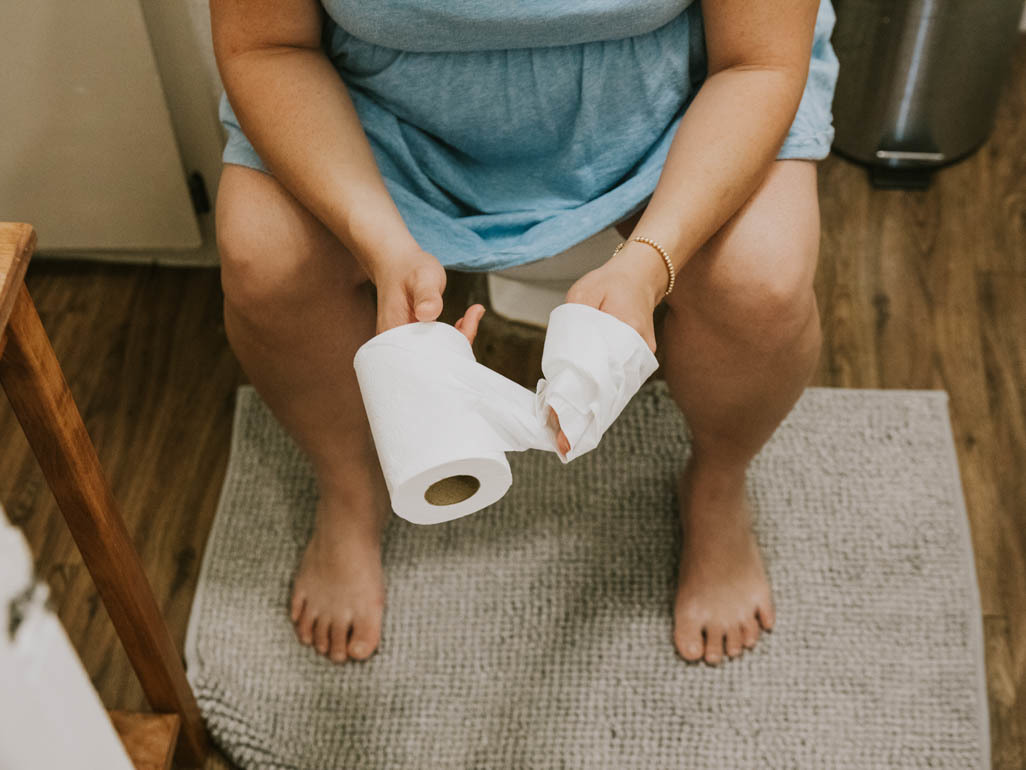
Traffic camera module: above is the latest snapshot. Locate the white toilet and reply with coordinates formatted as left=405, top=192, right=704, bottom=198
left=485, top=226, right=625, bottom=329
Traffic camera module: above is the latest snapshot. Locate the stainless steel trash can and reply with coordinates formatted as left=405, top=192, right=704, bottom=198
left=831, top=0, right=1023, bottom=188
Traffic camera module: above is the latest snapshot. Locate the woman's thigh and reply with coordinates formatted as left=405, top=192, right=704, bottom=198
left=215, top=163, right=370, bottom=311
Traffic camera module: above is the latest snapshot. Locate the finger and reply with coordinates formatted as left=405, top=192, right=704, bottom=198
left=547, top=407, right=571, bottom=457
left=410, top=265, right=445, bottom=321
left=620, top=313, right=657, bottom=354
left=376, top=299, right=406, bottom=335
left=456, top=304, right=486, bottom=344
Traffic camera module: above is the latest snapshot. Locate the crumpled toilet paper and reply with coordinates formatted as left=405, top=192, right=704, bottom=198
left=353, top=302, right=658, bottom=525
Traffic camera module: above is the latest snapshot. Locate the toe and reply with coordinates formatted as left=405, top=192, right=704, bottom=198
left=725, top=623, right=744, bottom=659
left=295, top=605, right=315, bottom=646
left=329, top=623, right=350, bottom=664
left=290, top=593, right=306, bottom=624
left=348, top=610, right=383, bottom=661
left=703, top=624, right=726, bottom=666
left=756, top=598, right=776, bottom=632
left=313, top=617, right=331, bottom=656
left=740, top=616, right=760, bottom=649
left=673, top=612, right=707, bottom=662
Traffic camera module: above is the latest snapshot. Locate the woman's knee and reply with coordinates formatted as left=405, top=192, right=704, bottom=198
left=673, top=220, right=820, bottom=353
left=215, top=164, right=368, bottom=318
left=670, top=162, right=821, bottom=353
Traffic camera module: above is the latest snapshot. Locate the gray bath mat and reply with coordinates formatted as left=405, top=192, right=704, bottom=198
left=185, top=382, right=989, bottom=769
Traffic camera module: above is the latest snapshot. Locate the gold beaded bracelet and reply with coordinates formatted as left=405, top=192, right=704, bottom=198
left=611, top=236, right=676, bottom=297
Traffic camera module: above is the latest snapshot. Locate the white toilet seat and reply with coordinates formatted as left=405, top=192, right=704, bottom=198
left=485, top=227, right=623, bottom=328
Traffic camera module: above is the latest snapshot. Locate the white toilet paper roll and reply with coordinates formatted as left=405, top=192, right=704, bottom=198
left=353, top=302, right=658, bottom=525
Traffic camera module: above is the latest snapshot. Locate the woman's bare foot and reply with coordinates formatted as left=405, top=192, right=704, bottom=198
left=289, top=305, right=489, bottom=664
left=290, top=463, right=391, bottom=663
left=672, top=456, right=776, bottom=665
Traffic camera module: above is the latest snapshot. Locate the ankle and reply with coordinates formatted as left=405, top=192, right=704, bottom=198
left=685, top=450, right=748, bottom=488
left=313, top=493, right=389, bottom=539
left=314, top=447, right=382, bottom=497
left=678, top=452, right=755, bottom=532
left=315, top=470, right=390, bottom=528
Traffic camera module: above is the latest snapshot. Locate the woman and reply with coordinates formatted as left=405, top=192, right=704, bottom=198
left=210, top=0, right=839, bottom=667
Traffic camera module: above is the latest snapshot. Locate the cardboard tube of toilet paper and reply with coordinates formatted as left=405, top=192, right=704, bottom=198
left=353, top=303, right=658, bottom=525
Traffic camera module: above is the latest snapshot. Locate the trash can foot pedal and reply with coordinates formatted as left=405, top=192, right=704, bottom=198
left=868, top=165, right=934, bottom=190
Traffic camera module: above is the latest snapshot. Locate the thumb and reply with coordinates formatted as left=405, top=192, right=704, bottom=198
left=410, top=265, right=445, bottom=321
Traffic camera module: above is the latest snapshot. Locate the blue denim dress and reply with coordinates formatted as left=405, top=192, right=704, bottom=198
left=219, top=0, right=839, bottom=272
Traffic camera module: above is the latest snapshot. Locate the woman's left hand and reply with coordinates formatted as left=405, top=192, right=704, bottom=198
left=456, top=256, right=663, bottom=459
left=565, top=256, right=662, bottom=353
left=540, top=253, right=663, bottom=456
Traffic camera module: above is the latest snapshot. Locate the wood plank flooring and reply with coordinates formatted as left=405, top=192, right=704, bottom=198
left=2, top=40, right=1023, bottom=770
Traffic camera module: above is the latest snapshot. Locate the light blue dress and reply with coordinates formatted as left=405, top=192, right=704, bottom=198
left=219, top=0, right=839, bottom=272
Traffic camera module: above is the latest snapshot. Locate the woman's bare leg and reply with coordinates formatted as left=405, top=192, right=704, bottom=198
left=216, top=163, right=388, bottom=663
left=623, top=160, right=823, bottom=665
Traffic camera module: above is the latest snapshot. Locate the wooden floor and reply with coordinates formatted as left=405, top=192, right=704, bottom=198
left=3, top=42, right=1023, bottom=770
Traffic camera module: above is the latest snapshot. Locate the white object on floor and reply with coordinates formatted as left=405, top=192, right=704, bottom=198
left=0, top=508, right=134, bottom=770
left=353, top=302, right=658, bottom=525
left=486, top=226, right=625, bottom=328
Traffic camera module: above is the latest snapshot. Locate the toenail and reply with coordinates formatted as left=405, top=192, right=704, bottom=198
left=687, top=645, right=702, bottom=658
left=351, top=643, right=367, bottom=657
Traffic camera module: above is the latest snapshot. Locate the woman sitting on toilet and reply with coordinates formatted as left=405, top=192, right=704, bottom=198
left=209, top=0, right=839, bottom=666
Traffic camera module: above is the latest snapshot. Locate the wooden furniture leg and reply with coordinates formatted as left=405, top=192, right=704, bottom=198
left=108, top=711, right=183, bottom=770
left=0, top=280, right=208, bottom=767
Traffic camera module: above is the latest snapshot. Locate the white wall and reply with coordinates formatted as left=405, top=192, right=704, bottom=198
left=184, top=0, right=226, bottom=112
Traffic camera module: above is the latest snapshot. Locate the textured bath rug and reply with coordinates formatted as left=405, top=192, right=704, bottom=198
left=185, top=381, right=989, bottom=769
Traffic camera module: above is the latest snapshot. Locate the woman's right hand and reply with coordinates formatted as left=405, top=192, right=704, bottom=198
left=370, top=248, right=487, bottom=345
left=370, top=249, right=569, bottom=451
left=371, top=248, right=448, bottom=334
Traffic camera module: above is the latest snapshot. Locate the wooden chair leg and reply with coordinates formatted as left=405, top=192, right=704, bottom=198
left=0, top=282, right=208, bottom=768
